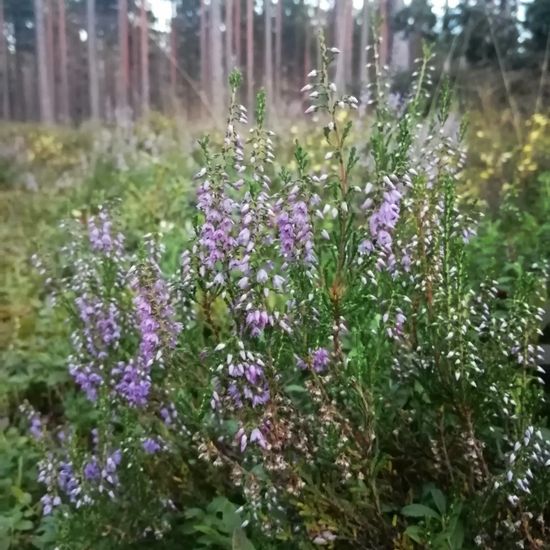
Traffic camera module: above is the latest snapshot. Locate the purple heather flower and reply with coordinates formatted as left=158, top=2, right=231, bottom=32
left=29, top=414, right=43, bottom=440
left=113, top=267, right=181, bottom=407
left=58, top=461, right=80, bottom=503
left=83, top=459, right=101, bottom=482
left=160, top=403, right=178, bottom=426
left=240, top=431, right=248, bottom=452
left=359, top=239, right=374, bottom=255
left=142, top=437, right=162, bottom=454
left=41, top=494, right=60, bottom=516
left=245, top=309, right=271, bottom=336
left=87, top=210, right=124, bottom=257
left=256, top=269, right=268, bottom=284
left=250, top=428, right=268, bottom=449
left=312, top=347, right=330, bottom=373
left=360, top=177, right=404, bottom=273
left=276, top=195, right=316, bottom=265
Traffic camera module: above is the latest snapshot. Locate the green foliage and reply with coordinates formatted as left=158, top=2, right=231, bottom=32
left=1, top=47, right=550, bottom=550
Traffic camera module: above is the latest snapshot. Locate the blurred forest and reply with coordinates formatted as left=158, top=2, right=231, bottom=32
left=0, top=0, right=548, bottom=126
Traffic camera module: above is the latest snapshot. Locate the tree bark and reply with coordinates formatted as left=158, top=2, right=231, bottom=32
left=234, top=0, right=241, bottom=69
left=225, top=0, right=233, bottom=78
left=246, top=0, right=253, bottom=109
left=170, top=3, right=177, bottom=111
left=334, top=0, right=350, bottom=92
left=264, top=0, right=273, bottom=103
left=140, top=0, right=149, bottom=116
left=304, top=14, right=311, bottom=83
left=379, top=0, right=390, bottom=68
left=87, top=0, right=100, bottom=120
left=35, top=0, right=54, bottom=123
left=359, top=0, right=369, bottom=90
left=118, top=0, right=129, bottom=115
left=345, top=0, right=353, bottom=86
left=0, top=0, right=9, bottom=119
left=275, top=0, right=282, bottom=104
left=210, top=0, right=223, bottom=119
left=57, top=0, right=69, bottom=122
left=46, top=0, right=55, bottom=118
left=200, top=0, right=208, bottom=104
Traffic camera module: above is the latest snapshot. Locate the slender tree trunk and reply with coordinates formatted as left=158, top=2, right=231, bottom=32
left=57, top=0, right=69, bottom=122
left=35, top=0, right=54, bottom=123
left=359, top=0, right=369, bottom=90
left=131, top=19, right=139, bottom=112
left=170, top=3, right=177, bottom=111
left=234, top=0, right=241, bottom=69
left=210, top=0, right=223, bottom=119
left=344, top=0, right=353, bottom=86
left=334, top=0, right=350, bottom=92
left=304, top=17, right=311, bottom=83
left=275, top=0, right=282, bottom=104
left=233, top=0, right=242, bottom=67
left=315, top=0, right=322, bottom=71
left=46, top=0, right=56, bottom=118
left=200, top=0, right=208, bottom=104
left=264, top=0, right=273, bottom=103
left=379, top=0, right=390, bottom=68
left=140, top=0, right=149, bottom=116
left=23, top=55, right=36, bottom=120
left=246, top=0, right=253, bottom=109
left=0, top=0, right=9, bottom=119
left=87, top=0, right=100, bottom=120
left=118, top=0, right=129, bottom=115
left=225, top=0, right=233, bottom=78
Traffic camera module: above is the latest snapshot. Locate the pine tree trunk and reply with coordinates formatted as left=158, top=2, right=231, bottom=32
left=210, top=0, right=223, bottom=120
left=379, top=0, right=390, bottom=68
left=225, top=0, right=233, bottom=78
left=304, top=16, right=311, bottom=83
left=57, top=0, right=69, bottom=122
left=87, top=0, right=100, bottom=120
left=344, top=0, right=353, bottom=87
left=170, top=3, right=177, bottom=111
left=234, top=0, right=241, bottom=69
left=35, top=0, right=54, bottom=123
left=264, top=0, right=273, bottom=104
left=140, top=0, right=149, bottom=116
left=315, top=0, right=322, bottom=71
left=0, top=0, right=9, bottom=119
left=246, top=0, right=253, bottom=109
left=334, top=0, right=350, bottom=92
left=118, top=0, right=129, bottom=115
left=46, top=0, right=56, bottom=118
left=131, top=19, right=140, bottom=112
left=200, top=0, right=208, bottom=105
left=275, top=0, right=282, bottom=105
left=359, top=0, right=369, bottom=90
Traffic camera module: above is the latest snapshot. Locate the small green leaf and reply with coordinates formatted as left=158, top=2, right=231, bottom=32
left=284, top=384, right=308, bottom=394
left=232, top=527, right=255, bottom=550
left=404, top=525, right=424, bottom=543
left=15, top=519, right=34, bottom=531
left=429, top=487, right=446, bottom=516
left=401, top=503, right=441, bottom=521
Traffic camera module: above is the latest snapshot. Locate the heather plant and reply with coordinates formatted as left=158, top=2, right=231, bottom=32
left=26, top=39, right=550, bottom=549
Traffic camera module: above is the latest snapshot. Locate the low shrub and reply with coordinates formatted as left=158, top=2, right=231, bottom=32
left=19, top=42, right=550, bottom=549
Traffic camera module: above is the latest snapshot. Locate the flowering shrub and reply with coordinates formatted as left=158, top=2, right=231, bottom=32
left=27, top=41, right=550, bottom=549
